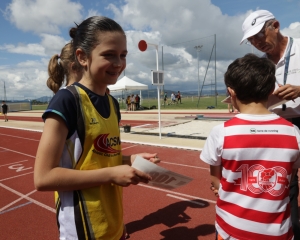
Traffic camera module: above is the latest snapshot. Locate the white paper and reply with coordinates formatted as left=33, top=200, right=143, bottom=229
left=221, top=96, right=232, bottom=104
left=267, top=94, right=288, bottom=110
left=132, top=156, right=193, bottom=190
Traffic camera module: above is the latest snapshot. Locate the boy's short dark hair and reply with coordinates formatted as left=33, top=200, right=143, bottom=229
left=224, top=53, right=276, bottom=103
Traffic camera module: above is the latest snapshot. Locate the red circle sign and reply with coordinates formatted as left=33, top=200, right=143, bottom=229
left=138, top=40, right=147, bottom=52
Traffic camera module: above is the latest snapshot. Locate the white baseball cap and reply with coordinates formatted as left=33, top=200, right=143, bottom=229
left=240, top=10, right=275, bottom=44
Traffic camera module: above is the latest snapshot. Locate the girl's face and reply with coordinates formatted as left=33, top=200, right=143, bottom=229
left=87, top=31, right=127, bottom=86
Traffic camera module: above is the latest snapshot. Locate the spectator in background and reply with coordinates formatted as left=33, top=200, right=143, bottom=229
left=135, top=94, right=140, bottom=110
left=130, top=94, right=136, bottom=111
left=163, top=92, right=168, bottom=106
left=177, top=91, right=182, bottom=104
left=1, top=101, right=8, bottom=122
left=171, top=92, right=176, bottom=104
left=126, top=95, right=131, bottom=111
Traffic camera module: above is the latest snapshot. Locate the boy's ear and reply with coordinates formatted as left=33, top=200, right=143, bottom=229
left=227, top=87, right=236, bottom=98
left=76, top=48, right=88, bottom=67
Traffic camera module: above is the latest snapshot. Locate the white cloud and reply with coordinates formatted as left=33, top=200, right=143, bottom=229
left=86, top=9, right=101, bottom=19
left=281, top=22, right=300, bottom=38
left=40, top=34, right=68, bottom=56
left=2, top=0, right=299, bottom=100
left=4, top=0, right=83, bottom=34
left=0, top=43, right=46, bottom=56
left=0, top=61, right=51, bottom=100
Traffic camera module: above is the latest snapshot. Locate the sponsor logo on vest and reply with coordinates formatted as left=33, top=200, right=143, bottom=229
left=250, top=128, right=256, bottom=134
left=233, top=164, right=289, bottom=196
left=93, top=133, right=121, bottom=157
left=90, top=117, right=98, bottom=125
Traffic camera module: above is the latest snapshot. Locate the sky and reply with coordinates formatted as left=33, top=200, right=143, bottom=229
left=0, top=0, right=300, bottom=100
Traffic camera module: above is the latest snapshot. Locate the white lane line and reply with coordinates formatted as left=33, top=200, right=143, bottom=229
left=0, top=172, right=34, bottom=182
left=0, top=183, right=56, bottom=213
left=166, top=194, right=206, bottom=206
left=131, top=124, right=152, bottom=128
left=137, top=184, right=216, bottom=204
left=0, top=147, right=35, bottom=158
left=122, top=145, right=138, bottom=150
left=0, top=189, right=37, bottom=212
left=0, top=126, right=42, bottom=132
left=161, top=161, right=209, bottom=170
left=121, top=140, right=202, bottom=151
left=0, top=160, right=28, bottom=168
left=0, top=133, right=39, bottom=141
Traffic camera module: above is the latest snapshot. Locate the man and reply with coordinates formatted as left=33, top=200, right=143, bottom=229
left=1, top=101, right=8, bottom=122
left=241, top=9, right=300, bottom=238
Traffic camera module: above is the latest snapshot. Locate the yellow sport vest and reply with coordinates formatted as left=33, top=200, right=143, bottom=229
left=56, top=85, right=123, bottom=240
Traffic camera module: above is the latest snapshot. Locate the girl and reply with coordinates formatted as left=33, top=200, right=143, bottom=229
left=34, top=16, right=158, bottom=240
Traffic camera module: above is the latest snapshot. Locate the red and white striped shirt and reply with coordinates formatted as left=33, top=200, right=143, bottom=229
left=201, top=114, right=300, bottom=240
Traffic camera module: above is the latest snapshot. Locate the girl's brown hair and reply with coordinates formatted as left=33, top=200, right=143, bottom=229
left=47, top=43, right=79, bottom=93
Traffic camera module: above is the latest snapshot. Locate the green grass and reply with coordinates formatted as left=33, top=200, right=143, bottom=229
left=31, top=95, right=229, bottom=111
left=32, top=104, right=48, bottom=110
left=119, top=95, right=229, bottom=110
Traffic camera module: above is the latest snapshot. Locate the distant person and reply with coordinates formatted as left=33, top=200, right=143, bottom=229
left=34, top=16, right=159, bottom=240
left=177, top=91, right=182, bottom=104
left=126, top=95, right=131, bottom=111
left=47, top=42, right=82, bottom=94
left=171, top=92, right=176, bottom=104
left=163, top=92, right=168, bottom=106
left=135, top=94, right=140, bottom=110
left=130, top=94, right=135, bottom=111
left=241, top=10, right=300, bottom=237
left=201, top=54, right=300, bottom=240
left=1, top=101, right=8, bottom=122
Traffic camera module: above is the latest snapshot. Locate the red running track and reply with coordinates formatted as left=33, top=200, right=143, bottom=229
left=0, top=127, right=217, bottom=240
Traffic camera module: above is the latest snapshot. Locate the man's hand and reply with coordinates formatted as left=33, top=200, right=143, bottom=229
left=273, top=84, right=300, bottom=101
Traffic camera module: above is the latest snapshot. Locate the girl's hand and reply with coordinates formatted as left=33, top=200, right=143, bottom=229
left=111, top=165, right=152, bottom=187
left=131, top=153, right=160, bottom=164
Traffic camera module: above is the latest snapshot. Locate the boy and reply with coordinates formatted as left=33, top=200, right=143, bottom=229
left=200, top=54, right=300, bottom=240
left=1, top=101, right=8, bottom=122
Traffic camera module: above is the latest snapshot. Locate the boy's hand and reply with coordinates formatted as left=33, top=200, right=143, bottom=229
left=210, top=183, right=219, bottom=197
left=111, top=165, right=152, bottom=187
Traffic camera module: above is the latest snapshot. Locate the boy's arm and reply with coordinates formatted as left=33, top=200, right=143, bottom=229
left=210, top=165, right=222, bottom=197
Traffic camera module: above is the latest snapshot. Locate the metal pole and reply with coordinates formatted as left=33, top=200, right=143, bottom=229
left=197, top=51, right=200, bottom=97
left=162, top=46, right=164, bottom=107
left=144, top=42, right=162, bottom=139
left=214, top=34, right=217, bottom=107
left=194, top=45, right=202, bottom=97
left=155, top=46, right=162, bottom=139
left=3, top=81, right=7, bottom=101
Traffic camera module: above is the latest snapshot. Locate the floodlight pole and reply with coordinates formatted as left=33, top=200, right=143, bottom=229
left=148, top=43, right=162, bottom=139
left=194, top=45, right=202, bottom=97
left=1, top=80, right=6, bottom=101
